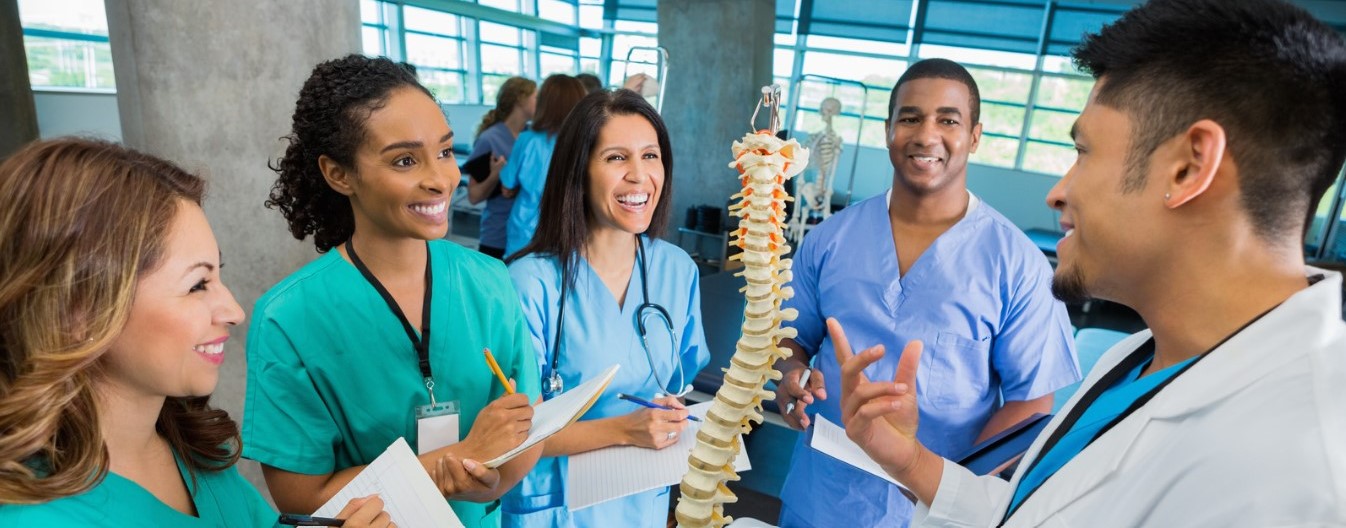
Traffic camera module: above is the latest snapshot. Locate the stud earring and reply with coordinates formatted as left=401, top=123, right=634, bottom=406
left=1164, top=193, right=1171, bottom=201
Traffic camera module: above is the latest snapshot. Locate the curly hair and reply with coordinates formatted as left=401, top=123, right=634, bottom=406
left=0, top=138, right=241, bottom=504
left=477, top=76, right=537, bottom=137
left=267, top=54, right=433, bottom=252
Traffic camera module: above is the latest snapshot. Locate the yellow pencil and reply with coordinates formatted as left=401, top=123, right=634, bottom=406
left=483, top=348, right=515, bottom=394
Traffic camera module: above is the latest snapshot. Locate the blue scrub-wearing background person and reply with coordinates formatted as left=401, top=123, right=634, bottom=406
left=501, top=89, right=710, bottom=527
left=771, top=59, right=1079, bottom=528
left=0, top=139, right=391, bottom=527
left=242, top=55, right=541, bottom=528
left=500, top=74, right=589, bottom=258
left=466, top=76, right=537, bottom=259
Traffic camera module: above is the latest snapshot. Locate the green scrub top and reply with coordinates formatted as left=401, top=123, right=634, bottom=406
left=0, top=455, right=276, bottom=527
left=242, top=240, right=540, bottom=528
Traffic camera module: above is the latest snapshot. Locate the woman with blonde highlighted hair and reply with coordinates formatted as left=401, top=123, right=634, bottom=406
left=468, top=75, right=537, bottom=259
left=0, top=138, right=390, bottom=527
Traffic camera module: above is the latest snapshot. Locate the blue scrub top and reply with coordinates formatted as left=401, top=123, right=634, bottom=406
left=501, top=237, right=711, bottom=528
left=0, top=455, right=276, bottom=527
left=777, top=190, right=1080, bottom=528
left=242, top=240, right=540, bottom=528
left=499, top=129, right=558, bottom=257
left=470, top=122, right=519, bottom=250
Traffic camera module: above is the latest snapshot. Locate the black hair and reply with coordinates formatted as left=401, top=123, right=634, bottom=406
left=888, top=58, right=981, bottom=125
left=506, top=89, right=674, bottom=288
left=266, top=54, right=433, bottom=252
left=1073, top=0, right=1346, bottom=241
left=575, top=73, right=603, bottom=94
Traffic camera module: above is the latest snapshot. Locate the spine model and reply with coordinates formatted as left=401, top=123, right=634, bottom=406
left=675, top=130, right=808, bottom=527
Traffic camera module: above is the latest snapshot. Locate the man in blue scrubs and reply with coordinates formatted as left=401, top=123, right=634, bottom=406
left=772, top=59, right=1080, bottom=528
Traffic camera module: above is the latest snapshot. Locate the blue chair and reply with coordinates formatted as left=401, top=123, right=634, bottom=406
left=1052, top=328, right=1132, bottom=413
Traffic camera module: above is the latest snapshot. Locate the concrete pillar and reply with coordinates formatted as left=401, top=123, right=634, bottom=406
left=658, top=0, right=774, bottom=239
left=105, top=0, right=360, bottom=497
left=0, top=0, right=39, bottom=159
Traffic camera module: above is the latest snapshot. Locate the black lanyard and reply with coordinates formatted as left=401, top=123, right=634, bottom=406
left=346, top=240, right=434, bottom=384
left=1000, top=303, right=1280, bottom=525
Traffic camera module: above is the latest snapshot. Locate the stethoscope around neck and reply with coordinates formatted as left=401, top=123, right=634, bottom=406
left=545, top=236, right=690, bottom=399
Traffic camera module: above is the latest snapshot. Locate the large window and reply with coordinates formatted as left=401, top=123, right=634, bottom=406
left=17, top=0, right=115, bottom=91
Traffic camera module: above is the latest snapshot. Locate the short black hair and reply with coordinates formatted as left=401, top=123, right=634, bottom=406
left=1073, top=0, right=1346, bottom=240
left=266, top=54, right=433, bottom=252
left=507, top=90, right=674, bottom=286
left=888, top=58, right=981, bottom=125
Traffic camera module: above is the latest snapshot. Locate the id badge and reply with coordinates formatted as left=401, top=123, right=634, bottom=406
left=415, top=400, right=461, bottom=453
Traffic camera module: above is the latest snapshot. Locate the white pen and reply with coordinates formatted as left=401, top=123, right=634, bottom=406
left=784, top=360, right=814, bottom=416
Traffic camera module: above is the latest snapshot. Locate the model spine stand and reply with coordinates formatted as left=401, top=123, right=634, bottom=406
left=675, top=86, right=809, bottom=528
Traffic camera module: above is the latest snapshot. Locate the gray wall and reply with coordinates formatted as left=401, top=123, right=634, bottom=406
left=658, top=0, right=776, bottom=232
left=1, top=0, right=38, bottom=159
left=105, top=0, right=361, bottom=498
left=33, top=90, right=122, bottom=140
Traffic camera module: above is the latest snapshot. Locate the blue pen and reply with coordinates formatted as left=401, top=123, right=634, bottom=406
left=617, top=393, right=702, bottom=421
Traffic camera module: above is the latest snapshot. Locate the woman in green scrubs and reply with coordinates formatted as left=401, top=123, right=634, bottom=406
left=244, top=55, right=542, bottom=528
left=0, top=139, right=389, bottom=527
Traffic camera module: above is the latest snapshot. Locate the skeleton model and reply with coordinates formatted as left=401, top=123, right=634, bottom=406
left=675, top=87, right=809, bottom=528
left=787, top=96, right=843, bottom=243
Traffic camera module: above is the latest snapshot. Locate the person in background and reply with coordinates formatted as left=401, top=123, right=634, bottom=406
left=501, top=89, right=708, bottom=527
left=467, top=76, right=538, bottom=259
left=245, top=55, right=540, bottom=528
left=771, top=58, right=1079, bottom=528
left=835, top=0, right=1346, bottom=525
left=500, top=74, right=588, bottom=258
left=575, top=73, right=602, bottom=94
left=0, top=138, right=390, bottom=527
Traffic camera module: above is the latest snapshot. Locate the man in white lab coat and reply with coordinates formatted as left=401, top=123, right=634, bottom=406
left=829, top=0, right=1346, bottom=526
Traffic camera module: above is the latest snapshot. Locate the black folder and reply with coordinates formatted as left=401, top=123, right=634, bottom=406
left=954, top=412, right=1052, bottom=478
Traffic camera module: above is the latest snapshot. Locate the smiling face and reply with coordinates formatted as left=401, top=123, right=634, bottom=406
left=1047, top=81, right=1164, bottom=304
left=101, top=201, right=244, bottom=400
left=586, top=113, right=665, bottom=237
left=886, top=77, right=982, bottom=196
left=341, top=86, right=461, bottom=242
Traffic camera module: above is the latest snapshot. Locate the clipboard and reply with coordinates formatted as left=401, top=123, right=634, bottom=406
left=460, top=152, right=494, bottom=183
left=483, top=364, right=620, bottom=468
left=953, top=412, right=1052, bottom=477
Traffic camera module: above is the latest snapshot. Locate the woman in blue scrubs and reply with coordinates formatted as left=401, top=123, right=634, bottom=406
left=501, top=89, right=710, bottom=527
left=499, top=74, right=588, bottom=258
left=466, top=76, right=536, bottom=259
left=244, top=55, right=541, bottom=528
left=0, top=139, right=388, bottom=527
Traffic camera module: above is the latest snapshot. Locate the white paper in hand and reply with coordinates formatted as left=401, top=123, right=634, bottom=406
left=313, top=437, right=464, bottom=528
left=566, top=400, right=752, bottom=510
left=810, top=415, right=908, bottom=491
left=484, top=364, right=620, bottom=468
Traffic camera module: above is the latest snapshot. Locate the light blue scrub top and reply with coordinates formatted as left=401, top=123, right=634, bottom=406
left=777, top=190, right=1080, bottom=528
left=501, top=237, right=711, bottom=528
left=470, top=122, right=519, bottom=250
left=243, top=240, right=540, bottom=528
left=500, top=129, right=558, bottom=257
left=0, top=455, right=276, bottom=527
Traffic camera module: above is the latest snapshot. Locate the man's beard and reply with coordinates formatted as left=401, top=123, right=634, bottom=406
left=1051, top=265, right=1091, bottom=304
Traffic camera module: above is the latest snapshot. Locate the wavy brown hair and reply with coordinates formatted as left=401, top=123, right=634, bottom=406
left=477, top=76, right=537, bottom=136
left=0, top=138, right=241, bottom=504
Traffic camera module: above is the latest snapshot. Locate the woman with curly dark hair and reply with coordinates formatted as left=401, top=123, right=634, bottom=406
left=244, top=54, right=542, bottom=528
left=0, top=138, right=390, bottom=527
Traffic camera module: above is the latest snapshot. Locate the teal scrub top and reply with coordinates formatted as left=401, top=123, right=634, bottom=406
left=0, top=455, right=276, bottom=527
left=501, top=237, right=711, bottom=528
left=242, top=240, right=541, bottom=528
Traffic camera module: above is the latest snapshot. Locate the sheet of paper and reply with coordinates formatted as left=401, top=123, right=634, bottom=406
left=810, top=415, right=908, bottom=490
left=313, top=437, right=464, bottom=528
left=566, top=401, right=752, bottom=511
left=484, top=364, right=620, bottom=468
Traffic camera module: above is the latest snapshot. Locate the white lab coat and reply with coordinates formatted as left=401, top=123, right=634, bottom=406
left=915, top=269, right=1346, bottom=527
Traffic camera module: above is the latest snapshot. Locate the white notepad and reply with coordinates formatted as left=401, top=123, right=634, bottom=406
left=484, top=364, right=620, bottom=468
left=810, top=415, right=908, bottom=490
left=566, top=401, right=752, bottom=511
left=313, top=437, right=464, bottom=528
